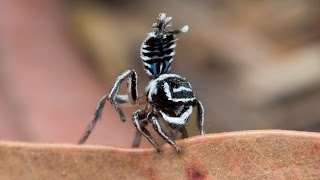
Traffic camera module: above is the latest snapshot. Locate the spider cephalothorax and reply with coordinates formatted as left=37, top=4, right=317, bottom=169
left=146, top=73, right=204, bottom=131
left=78, top=13, right=204, bottom=153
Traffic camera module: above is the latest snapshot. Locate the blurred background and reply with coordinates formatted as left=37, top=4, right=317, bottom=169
left=1, top=0, right=320, bottom=148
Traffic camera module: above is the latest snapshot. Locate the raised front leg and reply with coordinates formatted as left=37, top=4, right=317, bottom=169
left=77, top=69, right=138, bottom=144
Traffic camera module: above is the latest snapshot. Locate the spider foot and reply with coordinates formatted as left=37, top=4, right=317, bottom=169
left=174, top=146, right=182, bottom=153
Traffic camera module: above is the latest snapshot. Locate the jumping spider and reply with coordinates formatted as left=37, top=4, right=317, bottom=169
left=78, top=13, right=204, bottom=152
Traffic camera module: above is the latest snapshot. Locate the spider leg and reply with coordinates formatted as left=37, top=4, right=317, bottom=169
left=115, top=95, right=147, bottom=107
left=132, top=130, right=142, bottom=148
left=179, top=126, right=189, bottom=139
left=78, top=69, right=138, bottom=144
left=108, top=69, right=138, bottom=122
left=170, top=129, right=178, bottom=140
left=77, top=95, right=109, bottom=144
left=169, top=25, right=189, bottom=35
left=131, top=119, right=148, bottom=148
left=161, top=120, right=177, bottom=140
left=193, top=99, right=205, bottom=135
left=132, top=110, right=160, bottom=152
left=148, top=113, right=181, bottom=153
left=114, top=95, right=130, bottom=104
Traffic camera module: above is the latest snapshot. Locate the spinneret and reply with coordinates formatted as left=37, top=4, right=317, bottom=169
left=78, top=13, right=204, bottom=153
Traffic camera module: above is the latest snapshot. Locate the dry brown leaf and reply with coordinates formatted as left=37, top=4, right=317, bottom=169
left=0, top=130, right=319, bottom=179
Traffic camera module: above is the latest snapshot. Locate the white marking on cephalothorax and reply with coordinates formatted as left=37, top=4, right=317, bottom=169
left=146, top=80, right=158, bottom=101
left=163, top=82, right=171, bottom=98
left=146, top=74, right=184, bottom=95
left=160, top=106, right=193, bottom=125
left=146, top=74, right=182, bottom=101
left=161, top=74, right=182, bottom=80
left=172, top=86, right=193, bottom=93
left=163, top=82, right=195, bottom=102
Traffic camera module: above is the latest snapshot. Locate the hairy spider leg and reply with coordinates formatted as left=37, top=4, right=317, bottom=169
left=132, top=110, right=160, bottom=152
left=167, top=125, right=178, bottom=140
left=132, top=117, right=179, bottom=147
left=77, top=69, right=139, bottom=144
left=194, top=99, right=205, bottom=135
left=179, top=126, right=189, bottom=139
left=132, top=119, right=148, bottom=148
left=148, top=113, right=182, bottom=152
left=168, top=25, right=189, bottom=35
left=171, top=129, right=179, bottom=140
left=77, top=95, right=107, bottom=144
left=132, top=130, right=142, bottom=148
left=108, top=69, right=138, bottom=121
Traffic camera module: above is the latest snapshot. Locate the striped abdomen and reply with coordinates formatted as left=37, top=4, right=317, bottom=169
left=140, top=33, right=177, bottom=77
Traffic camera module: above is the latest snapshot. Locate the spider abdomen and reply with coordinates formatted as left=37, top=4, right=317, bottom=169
left=141, top=34, right=176, bottom=76
left=140, top=13, right=188, bottom=78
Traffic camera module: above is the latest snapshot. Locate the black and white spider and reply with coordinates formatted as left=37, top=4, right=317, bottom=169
left=78, top=13, right=204, bottom=152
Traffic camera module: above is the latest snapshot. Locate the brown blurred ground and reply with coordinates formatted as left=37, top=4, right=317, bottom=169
left=0, top=0, right=320, bottom=148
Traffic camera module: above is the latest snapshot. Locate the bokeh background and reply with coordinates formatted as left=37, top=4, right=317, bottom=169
left=1, top=0, right=320, bottom=148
